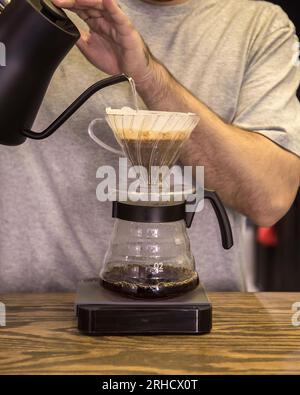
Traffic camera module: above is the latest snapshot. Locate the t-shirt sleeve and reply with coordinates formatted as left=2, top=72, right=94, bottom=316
left=233, top=6, right=300, bottom=158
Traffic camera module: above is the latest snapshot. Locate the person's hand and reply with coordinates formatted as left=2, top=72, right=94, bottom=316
left=52, top=0, right=156, bottom=85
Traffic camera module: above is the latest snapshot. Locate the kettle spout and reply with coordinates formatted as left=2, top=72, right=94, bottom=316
left=21, top=74, right=130, bottom=140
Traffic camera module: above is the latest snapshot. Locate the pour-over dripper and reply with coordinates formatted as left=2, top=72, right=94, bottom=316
left=88, top=107, right=200, bottom=187
left=89, top=109, right=234, bottom=300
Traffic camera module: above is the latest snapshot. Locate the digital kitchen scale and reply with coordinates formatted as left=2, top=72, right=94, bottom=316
left=75, top=279, right=212, bottom=335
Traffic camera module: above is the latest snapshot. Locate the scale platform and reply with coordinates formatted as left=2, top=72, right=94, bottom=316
left=75, top=279, right=212, bottom=335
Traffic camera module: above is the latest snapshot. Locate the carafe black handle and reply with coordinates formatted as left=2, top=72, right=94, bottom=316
left=185, top=190, right=233, bottom=250
left=203, top=190, right=233, bottom=249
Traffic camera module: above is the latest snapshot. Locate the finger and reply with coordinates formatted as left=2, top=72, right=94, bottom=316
left=76, top=29, right=113, bottom=68
left=76, top=29, right=90, bottom=51
left=62, top=3, right=105, bottom=31
left=74, top=9, right=114, bottom=44
left=86, top=15, right=112, bottom=38
left=76, top=30, right=97, bottom=61
left=55, top=0, right=134, bottom=43
left=77, top=9, right=111, bottom=38
left=102, top=0, right=130, bottom=26
left=80, top=8, right=103, bottom=20
left=54, top=0, right=112, bottom=31
left=78, top=7, right=131, bottom=39
left=54, top=0, right=132, bottom=33
left=76, top=9, right=93, bottom=22
left=52, top=0, right=104, bottom=11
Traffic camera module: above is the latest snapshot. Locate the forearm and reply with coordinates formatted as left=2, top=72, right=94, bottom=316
left=136, top=60, right=300, bottom=225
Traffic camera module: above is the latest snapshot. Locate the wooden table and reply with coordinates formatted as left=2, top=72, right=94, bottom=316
left=0, top=292, right=299, bottom=374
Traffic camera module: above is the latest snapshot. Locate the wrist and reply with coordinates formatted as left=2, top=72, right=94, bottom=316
left=134, top=56, right=172, bottom=109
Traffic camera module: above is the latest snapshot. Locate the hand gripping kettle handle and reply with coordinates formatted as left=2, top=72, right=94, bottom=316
left=204, top=190, right=233, bottom=249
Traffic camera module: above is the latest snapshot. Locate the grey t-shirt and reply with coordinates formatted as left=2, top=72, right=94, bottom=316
left=0, top=0, right=299, bottom=292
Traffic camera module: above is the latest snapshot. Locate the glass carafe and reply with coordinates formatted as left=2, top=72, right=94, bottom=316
left=100, top=218, right=199, bottom=298
left=88, top=108, right=233, bottom=299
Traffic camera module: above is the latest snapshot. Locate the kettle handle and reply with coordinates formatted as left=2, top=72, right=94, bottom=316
left=185, top=190, right=233, bottom=250
left=21, top=74, right=129, bottom=140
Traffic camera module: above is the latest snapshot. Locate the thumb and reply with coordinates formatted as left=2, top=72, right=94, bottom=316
left=75, top=29, right=109, bottom=72
left=76, top=29, right=91, bottom=55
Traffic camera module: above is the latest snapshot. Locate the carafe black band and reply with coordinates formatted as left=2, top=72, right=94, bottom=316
left=112, top=190, right=234, bottom=250
left=112, top=201, right=187, bottom=224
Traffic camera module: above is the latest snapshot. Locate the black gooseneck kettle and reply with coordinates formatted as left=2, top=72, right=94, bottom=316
left=0, top=0, right=128, bottom=145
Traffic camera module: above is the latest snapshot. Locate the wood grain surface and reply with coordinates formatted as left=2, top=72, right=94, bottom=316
left=0, top=292, right=299, bottom=374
